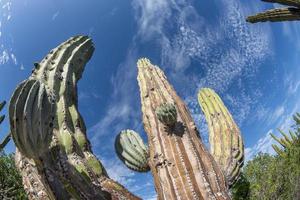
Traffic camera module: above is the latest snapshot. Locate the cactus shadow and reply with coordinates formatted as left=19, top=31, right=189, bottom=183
left=165, top=122, right=186, bottom=137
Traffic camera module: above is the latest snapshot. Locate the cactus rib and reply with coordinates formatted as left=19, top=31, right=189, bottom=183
left=115, top=130, right=150, bottom=172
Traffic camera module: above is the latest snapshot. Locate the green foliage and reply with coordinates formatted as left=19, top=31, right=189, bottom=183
left=0, top=151, right=27, bottom=199
left=232, top=113, right=300, bottom=199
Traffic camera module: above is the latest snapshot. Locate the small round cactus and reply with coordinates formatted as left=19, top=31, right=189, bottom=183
left=155, top=103, right=177, bottom=126
left=115, top=129, right=150, bottom=172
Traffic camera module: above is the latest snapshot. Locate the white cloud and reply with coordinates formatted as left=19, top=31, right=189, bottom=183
left=52, top=11, right=59, bottom=21
left=245, top=129, right=276, bottom=162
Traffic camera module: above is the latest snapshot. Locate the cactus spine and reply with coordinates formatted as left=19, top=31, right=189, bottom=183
left=198, top=88, right=244, bottom=187
left=9, top=36, right=140, bottom=200
left=246, top=0, right=300, bottom=23
left=137, top=58, right=230, bottom=199
left=0, top=101, right=11, bottom=151
left=115, top=130, right=150, bottom=172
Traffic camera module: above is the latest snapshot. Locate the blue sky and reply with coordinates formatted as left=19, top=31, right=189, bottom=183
left=1, top=0, right=300, bottom=199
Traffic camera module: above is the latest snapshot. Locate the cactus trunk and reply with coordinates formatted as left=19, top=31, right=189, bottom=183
left=9, top=36, right=140, bottom=200
left=137, top=58, right=230, bottom=199
left=246, top=7, right=300, bottom=23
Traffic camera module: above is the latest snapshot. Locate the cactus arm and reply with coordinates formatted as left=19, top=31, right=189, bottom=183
left=262, top=0, right=300, bottom=7
left=198, top=88, right=244, bottom=187
left=115, top=130, right=150, bottom=172
left=137, top=58, right=230, bottom=199
left=9, top=36, right=140, bottom=199
left=0, top=101, right=11, bottom=151
left=0, top=133, right=11, bottom=151
left=246, top=7, right=300, bottom=23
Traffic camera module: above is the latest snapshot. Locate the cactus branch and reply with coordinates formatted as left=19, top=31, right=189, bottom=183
left=115, top=129, right=150, bottom=172
left=247, top=7, right=300, bottom=23
left=198, top=88, right=244, bottom=187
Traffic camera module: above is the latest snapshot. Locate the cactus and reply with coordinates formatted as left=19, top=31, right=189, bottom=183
left=246, top=0, right=300, bottom=23
left=0, top=101, right=11, bottom=151
left=198, top=88, right=244, bottom=187
left=271, top=128, right=300, bottom=157
left=136, top=58, right=230, bottom=199
left=115, top=129, right=150, bottom=172
left=155, top=103, right=177, bottom=127
left=9, top=36, right=140, bottom=199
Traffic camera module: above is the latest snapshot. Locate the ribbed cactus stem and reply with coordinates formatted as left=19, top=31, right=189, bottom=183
left=246, top=7, right=300, bottom=23
left=155, top=103, right=177, bottom=127
left=198, top=88, right=244, bottom=187
left=115, top=129, right=150, bottom=172
left=137, top=58, right=230, bottom=199
left=262, top=0, right=300, bottom=7
left=9, top=36, right=140, bottom=200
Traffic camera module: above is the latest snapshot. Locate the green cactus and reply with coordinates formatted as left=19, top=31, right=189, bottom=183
left=246, top=0, right=300, bottom=23
left=115, top=129, right=150, bottom=172
left=0, top=101, right=11, bottom=151
left=9, top=80, right=54, bottom=159
left=8, top=36, right=140, bottom=199
left=271, top=128, right=299, bottom=157
left=155, top=103, right=177, bottom=127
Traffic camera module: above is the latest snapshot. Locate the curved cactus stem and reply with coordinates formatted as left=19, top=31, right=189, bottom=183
left=198, top=88, right=244, bottom=187
left=246, top=7, right=300, bottom=23
left=137, top=58, right=230, bottom=199
left=262, top=0, right=300, bottom=7
left=115, top=130, right=150, bottom=172
left=9, top=36, right=140, bottom=200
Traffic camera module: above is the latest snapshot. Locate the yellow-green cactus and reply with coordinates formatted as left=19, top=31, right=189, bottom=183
left=198, top=88, right=244, bottom=187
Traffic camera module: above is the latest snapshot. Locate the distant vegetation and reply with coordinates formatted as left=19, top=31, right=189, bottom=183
left=0, top=151, right=27, bottom=199
left=232, top=113, right=300, bottom=199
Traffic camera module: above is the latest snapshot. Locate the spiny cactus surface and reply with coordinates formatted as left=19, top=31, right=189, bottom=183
left=9, top=36, right=140, bottom=200
left=198, top=88, right=244, bottom=187
left=115, top=129, right=150, bottom=172
left=137, top=58, right=230, bottom=200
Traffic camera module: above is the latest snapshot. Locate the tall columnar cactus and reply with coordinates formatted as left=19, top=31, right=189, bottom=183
left=115, top=129, right=150, bottom=172
left=246, top=0, right=300, bottom=23
left=9, top=36, right=140, bottom=200
left=135, top=58, right=231, bottom=199
left=0, top=101, right=11, bottom=151
left=198, top=88, right=244, bottom=187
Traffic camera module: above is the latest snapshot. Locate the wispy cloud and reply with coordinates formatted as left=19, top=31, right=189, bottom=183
left=0, top=0, right=17, bottom=67
left=52, top=11, right=59, bottom=21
